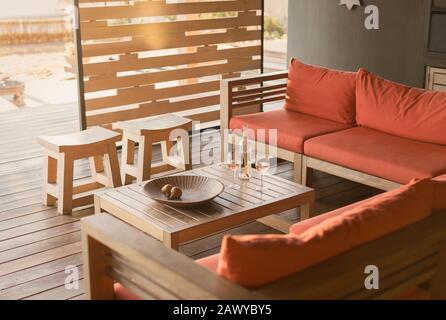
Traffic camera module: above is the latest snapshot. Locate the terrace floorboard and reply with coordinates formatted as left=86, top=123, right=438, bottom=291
left=0, top=104, right=382, bottom=300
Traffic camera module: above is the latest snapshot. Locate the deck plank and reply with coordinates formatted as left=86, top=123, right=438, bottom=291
left=0, top=232, right=81, bottom=264
left=0, top=254, right=82, bottom=291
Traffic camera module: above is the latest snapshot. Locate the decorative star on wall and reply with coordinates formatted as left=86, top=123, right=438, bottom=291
left=339, top=0, right=362, bottom=10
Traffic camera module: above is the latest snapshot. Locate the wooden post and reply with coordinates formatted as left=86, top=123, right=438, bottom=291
left=137, top=136, right=153, bottom=182
left=104, top=143, right=122, bottom=188
left=57, top=152, right=74, bottom=214
left=82, top=231, right=115, bottom=300
left=121, top=136, right=136, bottom=185
left=302, top=156, right=314, bottom=188
left=43, top=154, right=57, bottom=206
left=293, top=153, right=303, bottom=184
left=89, top=155, right=104, bottom=181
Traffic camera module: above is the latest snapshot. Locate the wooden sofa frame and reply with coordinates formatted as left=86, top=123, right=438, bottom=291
left=220, top=71, right=404, bottom=195
left=302, top=156, right=402, bottom=192
left=82, top=213, right=446, bottom=300
left=220, top=71, right=315, bottom=227
left=220, top=71, right=294, bottom=175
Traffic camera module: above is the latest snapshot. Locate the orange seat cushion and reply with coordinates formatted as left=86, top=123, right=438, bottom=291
left=114, top=283, right=141, bottom=300
left=284, top=58, right=357, bottom=125
left=217, top=179, right=434, bottom=288
left=304, top=127, right=446, bottom=184
left=230, top=109, right=352, bottom=153
left=356, top=68, right=446, bottom=145
left=196, top=254, right=220, bottom=272
left=289, top=194, right=382, bottom=235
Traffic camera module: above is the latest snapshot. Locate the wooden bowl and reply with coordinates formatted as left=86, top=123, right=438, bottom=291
left=143, top=175, right=225, bottom=207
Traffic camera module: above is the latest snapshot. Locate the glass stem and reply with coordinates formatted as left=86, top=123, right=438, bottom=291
left=261, top=174, right=264, bottom=190
left=233, top=170, right=236, bottom=186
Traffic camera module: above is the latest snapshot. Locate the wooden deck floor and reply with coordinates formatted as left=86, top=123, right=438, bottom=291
left=0, top=105, right=382, bottom=300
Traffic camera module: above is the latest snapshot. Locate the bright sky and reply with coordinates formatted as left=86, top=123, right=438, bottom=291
left=0, top=0, right=67, bottom=19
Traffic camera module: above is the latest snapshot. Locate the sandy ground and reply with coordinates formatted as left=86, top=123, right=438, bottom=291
left=0, top=42, right=78, bottom=112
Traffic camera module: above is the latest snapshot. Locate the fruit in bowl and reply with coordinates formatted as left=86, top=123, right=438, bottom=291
left=144, top=175, right=224, bottom=207
left=161, top=184, right=183, bottom=200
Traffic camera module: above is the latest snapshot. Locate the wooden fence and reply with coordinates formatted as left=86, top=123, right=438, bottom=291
left=75, top=0, right=264, bottom=130
left=0, top=17, right=72, bottom=44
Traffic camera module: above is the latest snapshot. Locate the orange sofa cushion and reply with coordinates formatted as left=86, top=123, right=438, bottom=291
left=304, top=127, right=446, bottom=184
left=230, top=109, right=352, bottom=153
left=284, top=58, right=357, bottom=125
left=217, top=179, right=434, bottom=288
left=196, top=254, right=220, bottom=272
left=114, top=283, right=141, bottom=300
left=291, top=178, right=446, bottom=233
left=289, top=194, right=382, bottom=235
left=356, top=68, right=446, bottom=145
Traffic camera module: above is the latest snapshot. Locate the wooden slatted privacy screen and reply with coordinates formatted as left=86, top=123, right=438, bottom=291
left=74, top=0, right=264, bottom=130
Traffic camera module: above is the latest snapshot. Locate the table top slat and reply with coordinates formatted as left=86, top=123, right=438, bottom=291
left=217, top=192, right=254, bottom=208
left=208, top=165, right=284, bottom=198
left=208, top=164, right=298, bottom=195
left=196, top=169, right=266, bottom=204
left=209, top=196, right=245, bottom=211
left=108, top=190, right=185, bottom=229
left=199, top=167, right=274, bottom=202
left=101, top=193, right=173, bottom=232
left=189, top=201, right=233, bottom=216
left=118, top=187, right=201, bottom=224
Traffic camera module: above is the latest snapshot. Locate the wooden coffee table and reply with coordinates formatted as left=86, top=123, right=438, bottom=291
left=94, top=164, right=315, bottom=250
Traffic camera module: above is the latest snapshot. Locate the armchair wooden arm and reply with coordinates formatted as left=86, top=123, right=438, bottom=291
left=218, top=71, right=300, bottom=189
left=82, top=212, right=446, bottom=300
left=81, top=213, right=260, bottom=300
left=220, top=71, right=288, bottom=131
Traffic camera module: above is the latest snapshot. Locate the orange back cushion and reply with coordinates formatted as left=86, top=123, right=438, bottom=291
left=217, top=179, right=434, bottom=288
left=114, top=283, right=141, bottom=300
left=284, top=58, right=357, bottom=124
left=356, top=68, right=446, bottom=145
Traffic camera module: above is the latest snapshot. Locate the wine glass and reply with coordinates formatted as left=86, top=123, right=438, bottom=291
left=226, top=152, right=241, bottom=189
left=255, top=155, right=271, bottom=192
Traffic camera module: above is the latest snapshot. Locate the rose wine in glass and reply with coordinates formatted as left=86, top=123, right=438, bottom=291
left=226, top=152, right=240, bottom=189
left=255, top=157, right=271, bottom=192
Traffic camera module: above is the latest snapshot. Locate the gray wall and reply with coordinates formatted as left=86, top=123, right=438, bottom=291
left=287, top=0, right=445, bottom=88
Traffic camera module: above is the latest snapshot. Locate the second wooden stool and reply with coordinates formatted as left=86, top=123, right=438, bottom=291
left=38, top=126, right=122, bottom=214
left=116, top=114, right=193, bottom=184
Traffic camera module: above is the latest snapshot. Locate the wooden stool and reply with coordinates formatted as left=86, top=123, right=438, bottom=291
left=37, top=126, right=122, bottom=214
left=116, top=114, right=193, bottom=184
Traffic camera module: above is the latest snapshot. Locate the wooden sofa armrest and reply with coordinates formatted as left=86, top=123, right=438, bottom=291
left=82, top=212, right=446, bottom=300
left=81, top=213, right=260, bottom=300
left=220, top=71, right=289, bottom=130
